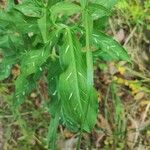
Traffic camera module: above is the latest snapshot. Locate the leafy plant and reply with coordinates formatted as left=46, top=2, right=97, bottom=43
left=0, top=0, right=130, bottom=149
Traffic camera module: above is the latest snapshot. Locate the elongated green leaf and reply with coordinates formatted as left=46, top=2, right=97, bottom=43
left=38, top=8, right=47, bottom=43
left=47, top=59, right=62, bottom=116
left=59, top=29, right=98, bottom=132
left=47, top=59, right=62, bottom=149
left=50, top=2, right=82, bottom=23
left=46, top=58, right=62, bottom=150
left=92, top=32, right=131, bottom=62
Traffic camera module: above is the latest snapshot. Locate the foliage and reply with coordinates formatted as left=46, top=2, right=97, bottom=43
left=117, top=0, right=150, bottom=25
left=0, top=0, right=130, bottom=149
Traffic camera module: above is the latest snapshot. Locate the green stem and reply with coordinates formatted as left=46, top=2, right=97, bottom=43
left=77, top=7, right=94, bottom=150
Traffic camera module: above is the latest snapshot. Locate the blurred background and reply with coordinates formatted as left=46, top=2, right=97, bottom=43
left=0, top=0, right=150, bottom=149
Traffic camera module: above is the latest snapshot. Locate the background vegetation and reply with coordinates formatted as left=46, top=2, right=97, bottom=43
left=0, top=0, right=150, bottom=149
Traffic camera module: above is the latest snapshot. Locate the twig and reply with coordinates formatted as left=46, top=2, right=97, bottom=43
left=123, top=26, right=137, bottom=46
left=126, top=67, right=150, bottom=82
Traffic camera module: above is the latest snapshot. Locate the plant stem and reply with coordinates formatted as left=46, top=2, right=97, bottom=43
left=77, top=3, right=94, bottom=148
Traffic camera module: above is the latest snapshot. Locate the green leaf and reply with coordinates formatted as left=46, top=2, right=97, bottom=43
left=0, top=52, right=16, bottom=80
left=19, top=28, right=61, bottom=78
left=93, top=16, right=109, bottom=31
left=50, top=2, right=82, bottom=23
left=14, top=75, right=36, bottom=108
left=13, top=47, right=50, bottom=108
left=0, top=33, right=24, bottom=51
left=92, top=0, right=117, bottom=9
left=46, top=58, right=62, bottom=150
left=0, top=64, right=11, bottom=80
left=6, top=0, right=14, bottom=11
left=88, top=3, right=111, bottom=20
left=0, top=35, right=11, bottom=50
left=38, top=8, right=47, bottom=43
left=47, top=59, right=62, bottom=116
left=92, top=32, right=131, bottom=62
left=46, top=59, right=61, bottom=149
left=59, top=29, right=98, bottom=132
left=0, top=9, right=40, bottom=35
left=13, top=28, right=61, bottom=108
left=15, top=1, right=42, bottom=18
left=48, top=0, right=62, bottom=7
left=80, top=0, right=87, bottom=8
left=21, top=48, right=50, bottom=76
left=89, top=0, right=116, bottom=31
left=0, top=44, right=18, bottom=80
